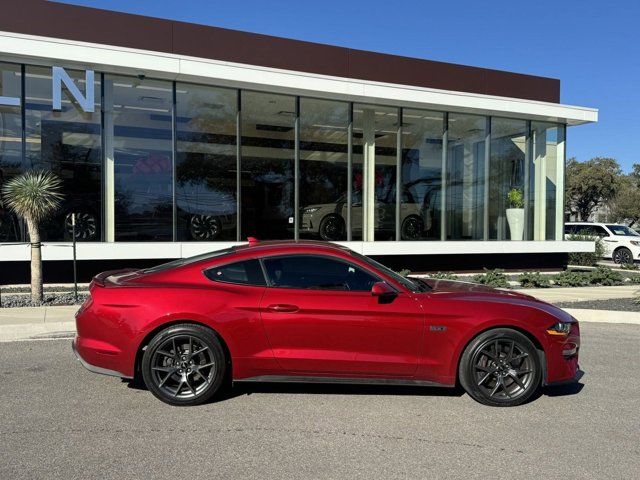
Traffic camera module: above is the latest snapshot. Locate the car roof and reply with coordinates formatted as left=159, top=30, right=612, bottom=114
left=233, top=239, right=351, bottom=255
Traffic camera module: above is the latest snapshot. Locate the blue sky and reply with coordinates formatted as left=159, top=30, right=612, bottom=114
left=58, top=0, right=640, bottom=171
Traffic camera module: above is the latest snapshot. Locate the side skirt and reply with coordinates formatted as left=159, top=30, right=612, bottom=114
left=234, top=375, right=452, bottom=388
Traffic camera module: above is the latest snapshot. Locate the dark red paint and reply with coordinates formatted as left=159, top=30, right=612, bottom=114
left=74, top=241, right=579, bottom=387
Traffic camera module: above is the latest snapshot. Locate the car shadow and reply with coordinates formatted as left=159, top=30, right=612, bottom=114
left=223, top=382, right=465, bottom=402
left=123, top=374, right=584, bottom=404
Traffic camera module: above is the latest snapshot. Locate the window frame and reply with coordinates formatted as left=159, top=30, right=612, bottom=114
left=203, top=257, right=267, bottom=287
left=259, top=253, right=385, bottom=292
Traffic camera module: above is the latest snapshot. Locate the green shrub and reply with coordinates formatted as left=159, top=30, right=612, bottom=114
left=396, top=269, right=411, bottom=277
left=567, top=232, right=606, bottom=266
left=518, top=271, right=551, bottom=288
left=507, top=188, right=524, bottom=209
left=620, top=262, right=638, bottom=271
left=588, top=266, right=623, bottom=286
left=553, top=270, right=591, bottom=287
left=426, top=271, right=457, bottom=280
left=472, top=269, right=509, bottom=288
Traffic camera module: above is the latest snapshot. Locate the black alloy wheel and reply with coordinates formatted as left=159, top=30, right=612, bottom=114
left=401, top=216, right=424, bottom=241
left=319, top=214, right=345, bottom=241
left=64, top=212, right=98, bottom=240
left=142, top=324, right=226, bottom=406
left=459, top=328, right=542, bottom=407
left=190, top=214, right=221, bottom=241
left=613, top=247, right=633, bottom=265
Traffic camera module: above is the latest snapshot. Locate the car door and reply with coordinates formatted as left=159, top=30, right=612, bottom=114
left=258, top=254, right=425, bottom=377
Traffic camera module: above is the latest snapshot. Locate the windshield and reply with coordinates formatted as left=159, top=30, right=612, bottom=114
left=351, top=252, right=430, bottom=293
left=605, top=225, right=640, bottom=236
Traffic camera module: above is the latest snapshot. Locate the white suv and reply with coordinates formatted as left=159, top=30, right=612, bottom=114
left=565, top=222, right=640, bottom=264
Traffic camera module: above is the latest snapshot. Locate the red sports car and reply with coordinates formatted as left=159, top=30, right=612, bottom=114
left=73, top=239, right=580, bottom=407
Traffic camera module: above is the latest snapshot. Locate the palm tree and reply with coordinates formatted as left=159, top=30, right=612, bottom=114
left=1, top=171, right=63, bottom=304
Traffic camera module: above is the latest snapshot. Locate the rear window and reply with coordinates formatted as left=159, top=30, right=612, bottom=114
left=143, top=248, right=235, bottom=274
left=204, top=259, right=266, bottom=286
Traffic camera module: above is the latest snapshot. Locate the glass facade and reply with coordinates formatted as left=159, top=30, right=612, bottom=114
left=403, top=109, right=443, bottom=241
left=0, top=62, right=22, bottom=242
left=25, top=66, right=102, bottom=241
left=0, top=62, right=567, bottom=245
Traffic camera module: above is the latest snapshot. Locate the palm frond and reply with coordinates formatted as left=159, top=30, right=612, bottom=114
left=1, top=170, right=64, bottom=223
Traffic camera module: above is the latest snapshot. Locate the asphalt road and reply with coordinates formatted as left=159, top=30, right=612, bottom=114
left=1, top=323, right=639, bottom=480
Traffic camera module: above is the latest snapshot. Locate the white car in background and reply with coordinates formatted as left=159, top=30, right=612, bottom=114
left=565, top=222, right=640, bottom=264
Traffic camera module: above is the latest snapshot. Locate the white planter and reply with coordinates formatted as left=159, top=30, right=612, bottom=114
left=506, top=208, right=525, bottom=240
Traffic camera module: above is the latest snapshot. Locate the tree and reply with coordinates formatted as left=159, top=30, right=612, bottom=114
left=1, top=171, right=63, bottom=303
left=565, top=157, right=621, bottom=221
left=610, top=163, right=640, bottom=226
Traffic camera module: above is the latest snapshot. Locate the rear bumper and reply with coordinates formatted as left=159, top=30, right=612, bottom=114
left=72, top=337, right=132, bottom=379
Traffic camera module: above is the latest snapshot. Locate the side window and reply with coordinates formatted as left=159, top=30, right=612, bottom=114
left=594, top=226, right=609, bottom=237
left=204, top=259, right=266, bottom=286
left=263, top=255, right=378, bottom=292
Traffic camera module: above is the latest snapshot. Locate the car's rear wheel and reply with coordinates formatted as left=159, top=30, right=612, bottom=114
left=459, top=328, right=542, bottom=407
left=319, top=214, right=345, bottom=241
left=142, top=324, right=226, bottom=406
left=613, top=247, right=633, bottom=265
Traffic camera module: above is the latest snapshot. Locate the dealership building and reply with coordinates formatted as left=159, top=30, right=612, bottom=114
left=0, top=1, right=597, bottom=281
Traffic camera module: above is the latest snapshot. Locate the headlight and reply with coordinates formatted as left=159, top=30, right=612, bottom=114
left=630, top=241, right=640, bottom=246
left=547, top=321, right=572, bottom=335
left=303, top=207, right=320, bottom=214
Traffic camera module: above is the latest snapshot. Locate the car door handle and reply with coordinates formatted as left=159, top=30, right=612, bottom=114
left=266, top=304, right=299, bottom=313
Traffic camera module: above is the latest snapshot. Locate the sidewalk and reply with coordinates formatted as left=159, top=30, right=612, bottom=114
left=519, top=285, right=639, bottom=303
left=0, top=305, right=77, bottom=342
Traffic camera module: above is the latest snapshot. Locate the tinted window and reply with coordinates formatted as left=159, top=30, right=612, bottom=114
left=605, top=225, right=639, bottom=236
left=205, top=259, right=266, bottom=286
left=144, top=248, right=235, bottom=273
left=263, top=255, right=378, bottom=291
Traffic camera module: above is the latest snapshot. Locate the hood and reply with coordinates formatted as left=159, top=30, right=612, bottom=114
left=424, top=279, right=533, bottom=299
left=420, top=278, right=573, bottom=322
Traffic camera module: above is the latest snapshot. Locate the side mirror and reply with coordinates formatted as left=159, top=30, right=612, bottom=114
left=371, top=282, right=396, bottom=297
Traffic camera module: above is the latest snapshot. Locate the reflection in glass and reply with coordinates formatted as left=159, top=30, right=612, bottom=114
left=530, top=122, right=564, bottom=240
left=241, top=91, right=295, bottom=240
left=25, top=66, right=102, bottom=241
left=299, top=98, right=349, bottom=241
left=175, top=84, right=237, bottom=241
left=447, top=113, right=486, bottom=240
left=105, top=75, right=173, bottom=241
left=0, top=63, right=23, bottom=242
left=353, top=104, right=398, bottom=240
left=489, top=117, right=526, bottom=240
left=402, top=109, right=443, bottom=240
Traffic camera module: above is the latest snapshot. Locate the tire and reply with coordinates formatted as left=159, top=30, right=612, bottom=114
left=613, top=247, right=633, bottom=265
left=189, top=214, right=221, bottom=241
left=459, top=328, right=542, bottom=407
left=141, top=323, right=227, bottom=406
left=319, top=214, right=345, bottom=241
left=64, top=212, right=98, bottom=240
left=401, top=215, right=424, bottom=241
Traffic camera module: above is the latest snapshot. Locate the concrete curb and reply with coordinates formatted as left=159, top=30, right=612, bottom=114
left=562, top=308, right=640, bottom=325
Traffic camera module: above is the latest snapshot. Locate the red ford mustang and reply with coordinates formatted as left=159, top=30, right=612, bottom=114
left=73, top=239, right=580, bottom=407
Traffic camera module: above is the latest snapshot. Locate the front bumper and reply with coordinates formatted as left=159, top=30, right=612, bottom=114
left=72, top=337, right=131, bottom=379
left=544, top=322, right=581, bottom=384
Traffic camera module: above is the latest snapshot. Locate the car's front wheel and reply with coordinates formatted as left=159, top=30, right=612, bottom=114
left=459, top=328, right=542, bottom=407
left=319, top=214, right=345, bottom=241
left=613, top=247, right=633, bottom=265
left=142, top=324, right=227, bottom=406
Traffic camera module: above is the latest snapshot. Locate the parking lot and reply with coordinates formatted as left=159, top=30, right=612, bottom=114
left=1, top=322, right=638, bottom=479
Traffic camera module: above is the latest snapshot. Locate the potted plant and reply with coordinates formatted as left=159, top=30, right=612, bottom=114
left=506, top=187, right=524, bottom=240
